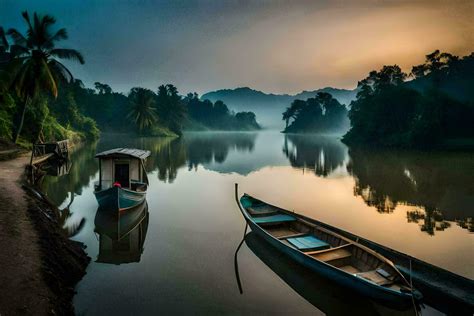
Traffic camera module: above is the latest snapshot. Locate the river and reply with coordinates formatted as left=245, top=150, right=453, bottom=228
left=42, top=131, right=473, bottom=315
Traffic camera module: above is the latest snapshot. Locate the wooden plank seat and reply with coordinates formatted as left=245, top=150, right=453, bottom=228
left=253, top=214, right=296, bottom=224
left=286, top=235, right=330, bottom=251
left=277, top=232, right=308, bottom=240
left=266, top=226, right=301, bottom=238
left=309, top=247, right=352, bottom=262
left=355, top=270, right=393, bottom=286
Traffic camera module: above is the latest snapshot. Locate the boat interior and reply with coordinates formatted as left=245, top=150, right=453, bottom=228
left=96, top=157, right=148, bottom=192
left=243, top=196, right=409, bottom=292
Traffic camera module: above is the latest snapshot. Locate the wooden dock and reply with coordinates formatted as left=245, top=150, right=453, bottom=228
left=30, top=140, right=69, bottom=166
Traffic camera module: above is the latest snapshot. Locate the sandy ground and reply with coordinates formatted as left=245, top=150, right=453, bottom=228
left=0, top=153, right=51, bottom=315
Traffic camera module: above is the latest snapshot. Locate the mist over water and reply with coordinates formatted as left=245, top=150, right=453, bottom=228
left=41, top=131, right=473, bottom=315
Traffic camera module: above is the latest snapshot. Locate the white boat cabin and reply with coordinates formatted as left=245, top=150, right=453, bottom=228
left=95, top=148, right=150, bottom=191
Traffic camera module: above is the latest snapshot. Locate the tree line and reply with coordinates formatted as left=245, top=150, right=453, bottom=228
left=0, top=11, right=260, bottom=146
left=344, top=50, right=474, bottom=148
left=63, top=82, right=261, bottom=136
left=281, top=50, right=474, bottom=149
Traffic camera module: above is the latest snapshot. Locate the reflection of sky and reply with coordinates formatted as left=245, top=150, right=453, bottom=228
left=40, top=131, right=473, bottom=314
left=197, top=132, right=290, bottom=175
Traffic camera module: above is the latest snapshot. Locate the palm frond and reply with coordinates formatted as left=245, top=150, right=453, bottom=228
left=21, top=11, right=33, bottom=30
left=9, top=44, right=29, bottom=57
left=21, top=11, right=35, bottom=44
left=41, top=14, right=56, bottom=27
left=50, top=48, right=85, bottom=64
left=38, top=14, right=56, bottom=47
left=48, top=59, right=74, bottom=83
left=39, top=58, right=58, bottom=98
left=0, top=27, right=9, bottom=50
left=49, top=28, right=68, bottom=43
left=7, top=29, right=28, bottom=47
left=12, top=60, right=33, bottom=100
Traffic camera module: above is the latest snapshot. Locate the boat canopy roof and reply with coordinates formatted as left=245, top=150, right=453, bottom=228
left=95, top=148, right=151, bottom=160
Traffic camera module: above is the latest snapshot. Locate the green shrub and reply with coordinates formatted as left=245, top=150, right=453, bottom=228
left=0, top=92, right=16, bottom=140
left=80, top=116, right=100, bottom=140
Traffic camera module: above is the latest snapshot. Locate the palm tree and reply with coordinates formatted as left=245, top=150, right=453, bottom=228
left=127, top=87, right=158, bottom=133
left=7, top=11, right=84, bottom=143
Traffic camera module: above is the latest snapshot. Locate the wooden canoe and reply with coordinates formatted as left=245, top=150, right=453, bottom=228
left=235, top=185, right=423, bottom=306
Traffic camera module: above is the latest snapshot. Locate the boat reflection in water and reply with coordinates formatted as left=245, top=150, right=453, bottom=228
left=235, top=232, right=420, bottom=315
left=94, top=201, right=149, bottom=264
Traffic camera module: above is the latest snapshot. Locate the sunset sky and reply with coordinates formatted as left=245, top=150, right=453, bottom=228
left=1, top=0, right=473, bottom=94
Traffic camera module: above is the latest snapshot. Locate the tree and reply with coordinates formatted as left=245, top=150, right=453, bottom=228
left=282, top=107, right=292, bottom=129
left=357, top=65, right=406, bottom=98
left=156, top=84, right=186, bottom=135
left=127, top=87, right=157, bottom=133
left=411, top=50, right=459, bottom=79
left=282, top=99, right=305, bottom=129
left=94, top=82, right=112, bottom=94
left=6, top=11, right=84, bottom=142
left=282, top=94, right=346, bottom=133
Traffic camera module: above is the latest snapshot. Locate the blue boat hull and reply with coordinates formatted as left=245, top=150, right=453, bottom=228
left=236, top=192, right=420, bottom=308
left=95, top=186, right=146, bottom=211
left=248, top=220, right=416, bottom=307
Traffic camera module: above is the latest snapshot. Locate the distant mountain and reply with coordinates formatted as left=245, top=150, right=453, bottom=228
left=201, top=87, right=357, bottom=128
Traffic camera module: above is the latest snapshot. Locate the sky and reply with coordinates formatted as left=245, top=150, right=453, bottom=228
left=1, top=0, right=473, bottom=95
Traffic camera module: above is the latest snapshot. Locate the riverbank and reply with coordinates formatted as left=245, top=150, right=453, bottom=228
left=0, top=153, right=90, bottom=315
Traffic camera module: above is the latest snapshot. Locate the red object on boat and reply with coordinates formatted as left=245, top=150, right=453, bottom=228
left=113, top=182, right=122, bottom=188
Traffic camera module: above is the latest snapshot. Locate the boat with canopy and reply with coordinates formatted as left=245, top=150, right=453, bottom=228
left=94, top=148, right=150, bottom=211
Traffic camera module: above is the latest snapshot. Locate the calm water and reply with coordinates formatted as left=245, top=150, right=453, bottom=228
left=42, top=131, right=473, bottom=315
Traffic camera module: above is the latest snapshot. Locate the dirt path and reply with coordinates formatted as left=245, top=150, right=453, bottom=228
left=0, top=153, right=52, bottom=315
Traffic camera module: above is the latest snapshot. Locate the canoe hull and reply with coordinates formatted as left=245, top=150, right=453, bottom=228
left=235, top=190, right=420, bottom=308
left=248, top=220, right=414, bottom=307
left=94, top=186, right=146, bottom=211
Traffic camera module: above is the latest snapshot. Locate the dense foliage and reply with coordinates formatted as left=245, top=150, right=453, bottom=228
left=68, top=84, right=259, bottom=136
left=184, top=93, right=260, bottom=131
left=0, top=11, right=260, bottom=145
left=282, top=92, right=348, bottom=133
left=343, top=51, right=474, bottom=148
left=0, top=12, right=97, bottom=144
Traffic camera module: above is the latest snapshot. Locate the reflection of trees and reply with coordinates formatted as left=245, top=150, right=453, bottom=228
left=153, top=139, right=186, bottom=183
left=184, top=133, right=256, bottom=171
left=348, top=148, right=474, bottom=234
left=41, top=142, right=99, bottom=235
left=97, top=132, right=257, bottom=183
left=42, top=142, right=99, bottom=205
left=283, top=135, right=347, bottom=177
left=150, top=132, right=257, bottom=181
left=407, top=208, right=451, bottom=236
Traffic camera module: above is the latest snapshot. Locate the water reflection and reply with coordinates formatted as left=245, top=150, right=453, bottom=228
left=96, top=132, right=258, bottom=182
left=184, top=132, right=256, bottom=170
left=238, top=232, right=418, bottom=315
left=42, top=142, right=99, bottom=206
left=348, top=148, right=474, bottom=234
left=38, top=132, right=473, bottom=314
left=283, top=134, right=347, bottom=177
left=94, top=202, right=149, bottom=264
left=42, top=133, right=474, bottom=239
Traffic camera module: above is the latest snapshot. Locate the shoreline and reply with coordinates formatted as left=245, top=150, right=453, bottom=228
left=0, top=153, right=90, bottom=315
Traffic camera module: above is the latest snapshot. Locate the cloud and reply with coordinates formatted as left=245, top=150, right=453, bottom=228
left=1, top=0, right=472, bottom=94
